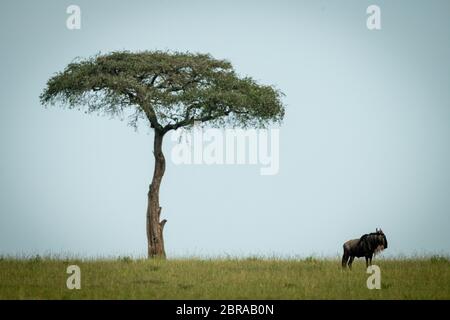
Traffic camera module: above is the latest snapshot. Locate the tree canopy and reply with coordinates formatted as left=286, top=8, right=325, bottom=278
left=40, top=51, right=285, bottom=133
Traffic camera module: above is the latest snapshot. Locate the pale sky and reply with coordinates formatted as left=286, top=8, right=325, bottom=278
left=1, top=0, right=449, bottom=258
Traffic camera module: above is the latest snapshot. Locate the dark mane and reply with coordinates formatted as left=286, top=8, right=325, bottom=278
left=358, top=232, right=375, bottom=242
left=358, top=232, right=385, bottom=253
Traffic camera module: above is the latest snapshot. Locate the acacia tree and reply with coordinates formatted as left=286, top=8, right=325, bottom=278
left=41, top=51, right=285, bottom=258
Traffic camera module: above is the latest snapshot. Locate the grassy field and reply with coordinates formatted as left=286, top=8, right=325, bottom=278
left=0, top=256, right=449, bottom=299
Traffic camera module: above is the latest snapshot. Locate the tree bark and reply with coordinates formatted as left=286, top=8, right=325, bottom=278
left=146, top=129, right=167, bottom=258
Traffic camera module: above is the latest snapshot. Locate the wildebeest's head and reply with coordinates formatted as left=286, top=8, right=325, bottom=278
left=357, top=228, right=388, bottom=255
left=374, top=228, right=388, bottom=252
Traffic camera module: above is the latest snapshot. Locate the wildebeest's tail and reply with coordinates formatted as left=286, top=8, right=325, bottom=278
left=342, top=244, right=349, bottom=268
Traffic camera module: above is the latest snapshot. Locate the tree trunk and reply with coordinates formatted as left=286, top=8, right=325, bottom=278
left=146, top=130, right=167, bottom=258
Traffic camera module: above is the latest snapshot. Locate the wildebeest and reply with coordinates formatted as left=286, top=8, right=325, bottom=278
left=342, top=228, right=388, bottom=269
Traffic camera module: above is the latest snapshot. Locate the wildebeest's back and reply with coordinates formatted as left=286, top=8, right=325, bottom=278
left=343, top=239, right=365, bottom=257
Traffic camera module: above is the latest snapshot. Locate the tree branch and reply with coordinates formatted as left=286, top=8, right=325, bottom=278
left=162, top=109, right=233, bottom=133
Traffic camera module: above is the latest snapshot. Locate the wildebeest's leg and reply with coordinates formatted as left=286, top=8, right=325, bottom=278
left=369, top=254, right=373, bottom=266
left=365, top=256, right=369, bottom=268
left=348, top=256, right=354, bottom=270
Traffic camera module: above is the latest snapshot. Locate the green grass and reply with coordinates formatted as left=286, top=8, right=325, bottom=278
left=0, top=256, right=449, bottom=299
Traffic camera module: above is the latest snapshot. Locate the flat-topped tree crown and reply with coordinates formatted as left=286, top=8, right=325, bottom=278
left=40, top=51, right=285, bottom=258
left=41, top=51, right=285, bottom=133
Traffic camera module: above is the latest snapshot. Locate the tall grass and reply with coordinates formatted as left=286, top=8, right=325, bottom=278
left=0, top=256, right=449, bottom=299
